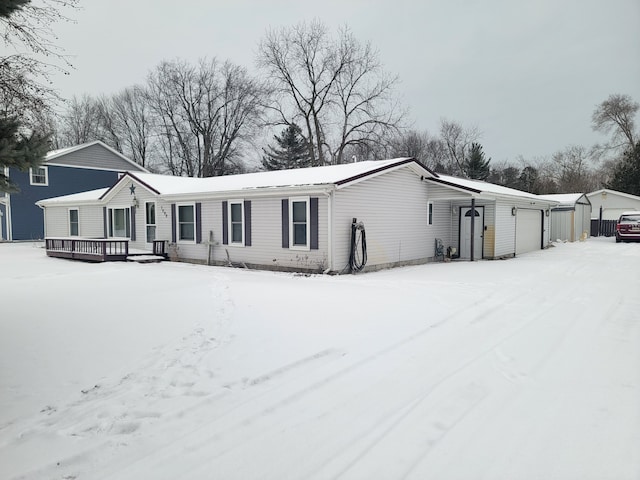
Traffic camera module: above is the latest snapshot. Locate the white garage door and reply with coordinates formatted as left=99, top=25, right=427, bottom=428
left=516, top=209, right=542, bottom=254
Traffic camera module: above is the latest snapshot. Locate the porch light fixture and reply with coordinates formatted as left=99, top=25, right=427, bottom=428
left=546, top=209, right=550, bottom=217
left=511, top=207, right=517, bottom=216
left=131, top=196, right=139, bottom=208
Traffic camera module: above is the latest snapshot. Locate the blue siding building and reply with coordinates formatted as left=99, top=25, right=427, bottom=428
left=1, top=141, right=147, bottom=241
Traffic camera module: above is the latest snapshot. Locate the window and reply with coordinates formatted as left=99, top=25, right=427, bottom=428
left=145, top=202, right=156, bottom=243
left=69, top=209, right=79, bottom=236
left=427, top=202, right=433, bottom=225
left=229, top=201, right=244, bottom=245
left=30, top=166, right=48, bottom=186
left=282, top=197, right=317, bottom=250
left=290, top=198, right=309, bottom=248
left=178, top=204, right=195, bottom=242
left=108, top=207, right=131, bottom=238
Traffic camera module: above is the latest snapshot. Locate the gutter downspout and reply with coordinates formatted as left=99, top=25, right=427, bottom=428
left=37, top=203, right=47, bottom=239
left=323, top=188, right=334, bottom=274
left=6, top=193, right=12, bottom=241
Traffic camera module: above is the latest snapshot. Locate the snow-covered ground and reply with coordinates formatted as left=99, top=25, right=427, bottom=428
left=0, top=238, right=638, bottom=480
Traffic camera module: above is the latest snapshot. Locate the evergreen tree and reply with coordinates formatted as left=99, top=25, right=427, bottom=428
left=262, top=124, right=312, bottom=171
left=0, top=117, right=49, bottom=192
left=462, top=142, right=491, bottom=180
left=607, top=142, right=640, bottom=196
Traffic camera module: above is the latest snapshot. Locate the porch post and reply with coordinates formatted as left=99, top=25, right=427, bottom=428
left=470, top=198, right=476, bottom=261
left=598, top=205, right=603, bottom=237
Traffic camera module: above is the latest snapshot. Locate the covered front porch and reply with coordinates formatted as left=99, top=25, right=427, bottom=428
left=45, top=238, right=168, bottom=262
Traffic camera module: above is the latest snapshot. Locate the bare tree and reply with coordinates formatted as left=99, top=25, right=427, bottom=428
left=58, top=94, right=101, bottom=146
left=389, top=129, right=448, bottom=171
left=547, top=145, right=598, bottom=193
left=96, top=86, right=153, bottom=168
left=592, top=94, right=638, bottom=151
left=331, top=29, right=405, bottom=164
left=257, top=20, right=405, bottom=166
left=439, top=118, right=480, bottom=175
left=0, top=0, right=78, bottom=121
left=146, top=58, right=265, bottom=177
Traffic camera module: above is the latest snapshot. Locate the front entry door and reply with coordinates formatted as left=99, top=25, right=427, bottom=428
left=460, top=206, right=484, bottom=260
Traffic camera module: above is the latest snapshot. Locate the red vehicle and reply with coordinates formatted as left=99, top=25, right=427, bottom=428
left=616, top=211, right=640, bottom=242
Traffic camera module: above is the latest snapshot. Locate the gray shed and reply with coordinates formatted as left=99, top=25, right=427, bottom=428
left=541, top=193, right=592, bottom=242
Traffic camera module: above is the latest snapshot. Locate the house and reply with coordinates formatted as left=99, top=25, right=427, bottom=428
left=539, top=193, right=592, bottom=242
left=587, top=189, right=640, bottom=221
left=1, top=141, right=147, bottom=241
left=36, top=158, right=558, bottom=273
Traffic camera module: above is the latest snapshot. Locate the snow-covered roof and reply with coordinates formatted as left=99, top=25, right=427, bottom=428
left=429, top=174, right=558, bottom=203
left=36, top=188, right=109, bottom=206
left=104, top=158, right=431, bottom=198
left=539, top=193, right=589, bottom=207
left=587, top=189, right=640, bottom=201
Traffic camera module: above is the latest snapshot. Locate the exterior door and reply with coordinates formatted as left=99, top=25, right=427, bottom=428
left=460, top=207, right=484, bottom=259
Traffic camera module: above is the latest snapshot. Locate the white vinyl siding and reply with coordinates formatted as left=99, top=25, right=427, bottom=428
left=332, top=167, right=431, bottom=269
left=106, top=180, right=160, bottom=249
left=42, top=205, right=104, bottom=238
left=166, top=196, right=328, bottom=271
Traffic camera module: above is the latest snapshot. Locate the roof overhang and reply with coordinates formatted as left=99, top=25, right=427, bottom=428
left=335, top=158, right=437, bottom=189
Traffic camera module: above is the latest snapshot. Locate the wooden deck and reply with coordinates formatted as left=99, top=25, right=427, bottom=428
left=45, top=238, right=167, bottom=262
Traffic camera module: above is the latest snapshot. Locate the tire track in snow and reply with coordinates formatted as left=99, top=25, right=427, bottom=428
left=109, top=287, right=531, bottom=478
left=324, top=284, right=585, bottom=479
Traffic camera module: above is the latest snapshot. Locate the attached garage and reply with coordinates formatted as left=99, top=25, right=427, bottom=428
left=515, top=209, right=543, bottom=254
left=426, top=175, right=558, bottom=260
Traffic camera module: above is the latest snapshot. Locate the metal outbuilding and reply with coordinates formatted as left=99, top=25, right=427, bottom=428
left=541, top=193, right=592, bottom=242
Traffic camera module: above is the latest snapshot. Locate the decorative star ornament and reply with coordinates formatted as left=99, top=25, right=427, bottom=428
left=129, top=183, right=136, bottom=195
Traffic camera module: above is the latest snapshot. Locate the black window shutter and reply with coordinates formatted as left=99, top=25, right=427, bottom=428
left=310, top=197, right=318, bottom=250
left=222, top=201, right=228, bottom=245
left=244, top=200, right=252, bottom=247
left=130, top=206, right=136, bottom=241
left=103, top=207, right=107, bottom=238
left=281, top=199, right=289, bottom=248
left=171, top=204, right=176, bottom=242
left=195, top=202, right=202, bottom=244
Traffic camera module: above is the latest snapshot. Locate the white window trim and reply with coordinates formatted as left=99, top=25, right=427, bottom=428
left=177, top=203, right=196, bottom=244
left=427, top=201, right=434, bottom=226
left=289, top=196, right=310, bottom=251
left=145, top=201, right=156, bottom=244
left=227, top=199, right=244, bottom=247
left=68, top=208, right=79, bottom=237
left=108, top=206, right=131, bottom=239
left=29, top=166, right=48, bottom=186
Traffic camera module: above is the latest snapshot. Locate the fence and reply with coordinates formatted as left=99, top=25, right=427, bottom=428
left=590, top=219, right=617, bottom=237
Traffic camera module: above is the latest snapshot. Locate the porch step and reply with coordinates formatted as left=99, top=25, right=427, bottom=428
left=126, top=255, right=166, bottom=263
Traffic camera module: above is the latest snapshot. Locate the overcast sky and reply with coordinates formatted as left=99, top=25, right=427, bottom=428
left=50, top=0, right=640, bottom=165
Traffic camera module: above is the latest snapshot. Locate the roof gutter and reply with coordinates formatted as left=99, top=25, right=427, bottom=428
left=159, top=184, right=336, bottom=202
